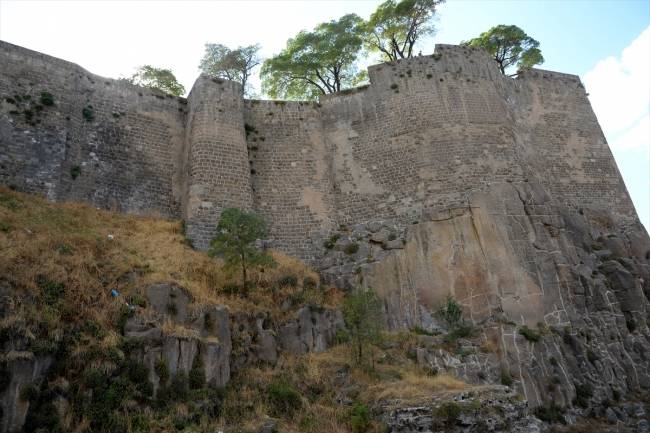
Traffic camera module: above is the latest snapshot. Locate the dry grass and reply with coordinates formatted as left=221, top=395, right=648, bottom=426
left=370, top=371, right=467, bottom=401
left=0, top=187, right=331, bottom=332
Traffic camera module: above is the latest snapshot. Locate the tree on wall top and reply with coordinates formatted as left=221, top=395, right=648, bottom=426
left=123, top=65, right=186, bottom=96
left=462, top=25, right=544, bottom=76
left=261, top=14, right=367, bottom=100
left=364, top=0, right=445, bottom=62
left=208, top=208, right=275, bottom=293
left=199, top=44, right=261, bottom=97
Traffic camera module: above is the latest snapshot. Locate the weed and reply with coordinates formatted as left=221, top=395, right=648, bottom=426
left=39, top=92, right=55, bottom=106
left=349, top=403, right=371, bottom=433
left=518, top=325, right=541, bottom=342
left=70, top=165, right=81, bottom=180
left=436, top=402, right=461, bottom=426
left=534, top=404, right=565, bottom=424
left=189, top=356, right=205, bottom=389
left=323, top=233, right=340, bottom=249
left=82, top=105, right=94, bottom=121
left=344, top=243, right=360, bottom=255
left=278, top=275, right=298, bottom=288
left=267, top=378, right=302, bottom=416
left=500, top=369, right=513, bottom=387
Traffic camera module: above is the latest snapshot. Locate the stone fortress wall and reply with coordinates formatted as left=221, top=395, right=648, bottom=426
left=0, top=40, right=638, bottom=259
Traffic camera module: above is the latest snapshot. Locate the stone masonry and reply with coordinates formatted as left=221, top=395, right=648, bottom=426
left=0, top=40, right=639, bottom=257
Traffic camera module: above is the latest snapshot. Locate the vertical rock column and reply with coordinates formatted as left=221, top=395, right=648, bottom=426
left=184, top=76, right=252, bottom=249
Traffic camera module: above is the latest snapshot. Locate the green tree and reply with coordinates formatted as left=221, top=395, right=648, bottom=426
left=462, top=25, right=544, bottom=75
left=124, top=65, right=185, bottom=96
left=199, top=43, right=261, bottom=97
left=364, top=0, right=445, bottom=61
left=208, top=208, right=275, bottom=292
left=342, top=288, right=384, bottom=366
left=261, top=14, right=366, bottom=100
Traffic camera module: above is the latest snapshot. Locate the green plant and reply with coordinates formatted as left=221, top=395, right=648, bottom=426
left=82, top=105, right=94, bottom=121
left=155, top=359, right=169, bottom=384
left=345, top=242, right=360, bottom=255
left=518, top=325, right=541, bottom=342
left=435, top=402, right=461, bottom=426
left=208, top=208, right=276, bottom=292
left=573, top=382, right=593, bottom=408
left=303, top=276, right=317, bottom=290
left=439, top=296, right=463, bottom=328
left=0, top=221, right=11, bottom=233
left=323, top=233, right=340, bottom=249
left=343, top=288, right=383, bottom=366
left=500, top=369, right=513, bottom=387
left=39, top=92, right=55, bottom=106
left=70, top=165, right=81, bottom=180
left=166, top=302, right=178, bottom=316
left=349, top=403, right=371, bottom=433
left=278, top=275, right=298, bottom=288
left=189, top=356, right=205, bottom=389
left=534, top=404, right=565, bottom=424
left=266, top=378, right=302, bottom=416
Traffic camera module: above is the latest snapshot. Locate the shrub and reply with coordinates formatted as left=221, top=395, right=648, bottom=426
left=439, top=296, right=463, bottom=328
left=82, top=105, right=95, bottom=121
left=0, top=221, right=11, bottom=233
left=436, top=402, right=461, bottom=426
left=390, top=83, right=398, bottom=90
left=70, top=165, right=81, bottom=180
left=323, top=233, right=340, bottom=249
left=345, top=242, right=360, bottom=255
left=443, top=323, right=474, bottom=343
left=166, top=302, right=178, bottom=316
left=278, top=275, right=298, bottom=288
left=155, top=359, right=169, bottom=384
left=170, top=372, right=189, bottom=401
left=349, top=403, right=371, bottom=433
left=573, top=382, right=593, bottom=408
left=39, top=92, right=55, bottom=106
left=189, top=356, right=205, bottom=389
left=303, top=276, right=317, bottom=290
left=534, top=404, right=565, bottom=424
left=37, top=276, right=65, bottom=305
left=518, top=325, right=541, bottom=342
left=500, top=369, right=513, bottom=387
left=266, top=378, right=302, bottom=416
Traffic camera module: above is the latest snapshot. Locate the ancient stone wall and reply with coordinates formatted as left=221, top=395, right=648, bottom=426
left=0, top=40, right=640, bottom=260
left=0, top=41, right=187, bottom=218
left=184, top=76, right=252, bottom=249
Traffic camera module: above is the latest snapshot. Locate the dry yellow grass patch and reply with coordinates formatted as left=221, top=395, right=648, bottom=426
left=370, top=371, right=468, bottom=401
left=0, top=187, right=330, bottom=330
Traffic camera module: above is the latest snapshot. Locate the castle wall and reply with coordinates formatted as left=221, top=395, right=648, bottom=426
left=184, top=76, right=252, bottom=249
left=0, top=40, right=639, bottom=261
left=244, top=100, right=335, bottom=261
left=0, top=41, right=187, bottom=218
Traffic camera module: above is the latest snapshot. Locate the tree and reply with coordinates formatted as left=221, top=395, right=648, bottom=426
left=364, top=0, right=445, bottom=62
left=261, top=14, right=366, bottom=100
left=462, top=25, right=544, bottom=75
left=208, top=208, right=275, bottom=293
left=342, top=288, right=384, bottom=366
left=124, top=65, right=185, bottom=96
left=199, top=43, right=261, bottom=97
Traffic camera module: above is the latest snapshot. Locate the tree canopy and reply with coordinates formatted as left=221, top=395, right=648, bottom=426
left=208, top=208, right=275, bottom=292
left=124, top=65, right=185, bottom=96
left=261, top=14, right=366, bottom=100
left=199, top=43, right=261, bottom=97
left=364, top=0, right=445, bottom=61
left=462, top=25, right=544, bottom=75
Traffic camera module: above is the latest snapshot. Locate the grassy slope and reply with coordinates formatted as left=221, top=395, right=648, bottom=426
left=0, top=187, right=470, bottom=433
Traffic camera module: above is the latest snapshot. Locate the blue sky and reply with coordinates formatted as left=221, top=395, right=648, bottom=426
left=0, top=0, right=648, bottom=230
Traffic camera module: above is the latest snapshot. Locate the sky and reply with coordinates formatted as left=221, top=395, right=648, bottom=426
left=0, top=0, right=648, bottom=230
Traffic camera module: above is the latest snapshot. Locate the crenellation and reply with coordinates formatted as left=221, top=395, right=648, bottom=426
left=0, top=39, right=640, bottom=261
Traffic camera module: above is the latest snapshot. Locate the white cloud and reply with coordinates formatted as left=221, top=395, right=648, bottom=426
left=583, top=26, right=650, bottom=137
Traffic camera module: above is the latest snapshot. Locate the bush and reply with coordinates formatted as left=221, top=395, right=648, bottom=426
left=278, top=275, right=298, bottom=288
left=323, top=234, right=340, bottom=249
left=349, top=403, right=371, bottom=433
left=344, top=242, right=360, bottom=255
left=266, top=378, right=302, bottom=416
left=39, top=92, right=55, bottom=106
left=439, top=296, right=463, bottom=328
left=189, top=356, right=205, bottom=389
left=573, top=382, right=593, bottom=408
left=82, top=105, right=94, bottom=121
left=70, top=165, right=81, bottom=180
left=500, top=369, right=513, bottom=387
left=303, top=276, right=317, bottom=290
left=435, top=402, right=461, bottom=426
left=534, top=404, right=565, bottom=424
left=155, top=359, right=169, bottom=384
left=518, top=325, right=541, bottom=342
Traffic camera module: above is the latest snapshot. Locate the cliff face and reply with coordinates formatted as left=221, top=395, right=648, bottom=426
left=1, top=39, right=649, bottom=430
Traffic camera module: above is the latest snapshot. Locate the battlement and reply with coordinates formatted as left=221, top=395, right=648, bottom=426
left=0, top=40, right=636, bottom=258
